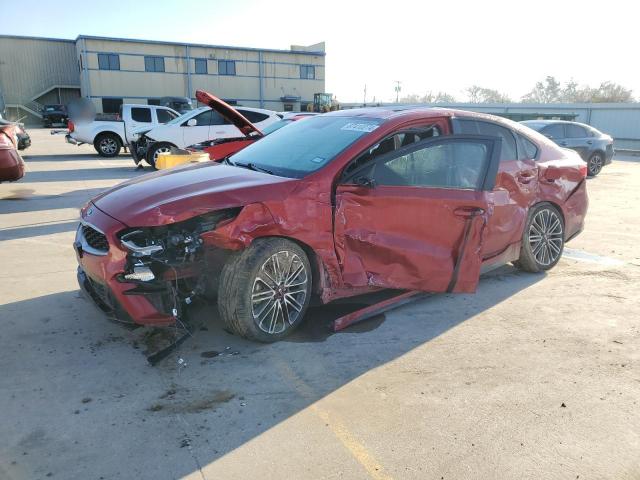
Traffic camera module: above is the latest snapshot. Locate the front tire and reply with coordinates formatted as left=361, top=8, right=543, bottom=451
left=94, top=133, right=122, bottom=157
left=146, top=142, right=174, bottom=169
left=514, top=203, right=565, bottom=273
left=218, top=238, right=312, bottom=342
left=587, top=151, right=604, bottom=177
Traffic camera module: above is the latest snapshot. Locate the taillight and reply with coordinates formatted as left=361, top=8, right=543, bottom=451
left=67, top=120, right=74, bottom=132
left=579, top=163, right=588, bottom=179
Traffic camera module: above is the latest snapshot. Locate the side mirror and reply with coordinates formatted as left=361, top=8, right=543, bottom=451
left=186, top=118, right=197, bottom=127
left=354, top=176, right=376, bottom=188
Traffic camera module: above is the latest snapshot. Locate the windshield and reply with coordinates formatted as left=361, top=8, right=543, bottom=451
left=261, top=119, right=294, bottom=135
left=230, top=116, right=383, bottom=178
left=166, top=106, right=209, bottom=125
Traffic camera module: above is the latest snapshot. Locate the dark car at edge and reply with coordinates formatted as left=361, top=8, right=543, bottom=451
left=521, top=120, right=613, bottom=177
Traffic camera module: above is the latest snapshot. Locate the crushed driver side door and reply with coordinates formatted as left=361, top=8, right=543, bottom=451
left=333, top=135, right=501, bottom=293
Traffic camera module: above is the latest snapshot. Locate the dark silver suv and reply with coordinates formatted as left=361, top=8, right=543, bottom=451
left=521, top=120, right=614, bottom=176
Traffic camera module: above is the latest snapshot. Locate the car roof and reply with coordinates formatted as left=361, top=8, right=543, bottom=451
left=325, top=105, right=530, bottom=130
left=522, top=119, right=587, bottom=126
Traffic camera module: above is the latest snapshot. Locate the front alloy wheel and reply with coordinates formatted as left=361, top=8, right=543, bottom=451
left=251, top=251, right=308, bottom=335
left=218, top=238, right=312, bottom=342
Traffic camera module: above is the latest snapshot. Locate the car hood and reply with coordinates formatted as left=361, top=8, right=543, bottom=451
left=91, top=162, right=295, bottom=227
left=196, top=90, right=263, bottom=138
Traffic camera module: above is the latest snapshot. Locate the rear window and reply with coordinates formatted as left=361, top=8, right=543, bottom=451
left=238, top=110, right=270, bottom=124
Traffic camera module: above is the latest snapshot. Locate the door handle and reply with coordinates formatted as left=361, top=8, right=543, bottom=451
left=453, top=206, right=485, bottom=218
left=586, top=140, right=593, bottom=145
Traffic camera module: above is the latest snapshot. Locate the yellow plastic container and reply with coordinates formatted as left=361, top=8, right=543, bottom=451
left=155, top=151, right=210, bottom=170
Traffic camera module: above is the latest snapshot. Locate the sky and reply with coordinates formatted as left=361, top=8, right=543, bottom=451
left=2, top=0, right=638, bottom=103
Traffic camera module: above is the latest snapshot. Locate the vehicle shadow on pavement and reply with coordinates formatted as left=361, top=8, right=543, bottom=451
left=17, top=167, right=148, bottom=183
left=0, top=264, right=544, bottom=478
left=0, top=187, right=118, bottom=215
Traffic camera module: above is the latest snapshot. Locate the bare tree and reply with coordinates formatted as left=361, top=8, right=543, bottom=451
left=524, top=78, right=634, bottom=103
left=466, top=85, right=512, bottom=103
left=399, top=91, right=457, bottom=103
left=521, top=76, right=562, bottom=103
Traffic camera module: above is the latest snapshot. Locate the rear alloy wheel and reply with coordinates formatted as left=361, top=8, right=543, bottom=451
left=146, top=143, right=173, bottom=169
left=94, top=133, right=121, bottom=157
left=218, top=238, right=312, bottom=342
left=587, top=152, right=604, bottom=177
left=514, top=203, right=565, bottom=273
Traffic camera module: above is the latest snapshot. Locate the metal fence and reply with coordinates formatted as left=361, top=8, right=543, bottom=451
left=342, top=102, right=640, bottom=151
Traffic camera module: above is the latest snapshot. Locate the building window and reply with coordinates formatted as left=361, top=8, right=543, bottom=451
left=102, top=98, right=123, bottom=114
left=218, top=60, right=236, bottom=76
left=98, top=53, right=120, bottom=71
left=195, top=58, right=208, bottom=74
left=144, top=56, right=165, bottom=72
left=300, top=65, right=315, bottom=79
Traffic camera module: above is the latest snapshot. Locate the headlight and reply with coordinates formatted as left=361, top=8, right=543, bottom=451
left=120, top=230, right=164, bottom=257
left=118, top=208, right=242, bottom=258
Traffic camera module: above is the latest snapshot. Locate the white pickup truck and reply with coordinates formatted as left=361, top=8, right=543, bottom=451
left=66, top=104, right=179, bottom=157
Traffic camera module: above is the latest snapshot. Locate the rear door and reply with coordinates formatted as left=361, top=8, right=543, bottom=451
left=127, top=106, right=154, bottom=141
left=541, top=123, right=566, bottom=147
left=333, top=135, right=501, bottom=293
left=453, top=118, right=539, bottom=258
left=563, top=123, right=591, bottom=160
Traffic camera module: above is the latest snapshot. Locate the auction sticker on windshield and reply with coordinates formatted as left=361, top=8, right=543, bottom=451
left=340, top=122, right=380, bottom=133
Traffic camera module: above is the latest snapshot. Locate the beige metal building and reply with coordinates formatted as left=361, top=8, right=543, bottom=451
left=0, top=34, right=325, bottom=123
left=0, top=35, right=81, bottom=123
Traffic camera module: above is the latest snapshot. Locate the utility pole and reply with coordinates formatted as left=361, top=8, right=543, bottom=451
left=394, top=80, right=402, bottom=103
left=363, top=84, right=367, bottom=106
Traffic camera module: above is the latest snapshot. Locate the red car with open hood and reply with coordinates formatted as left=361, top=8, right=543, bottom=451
left=75, top=106, right=588, bottom=342
left=187, top=90, right=315, bottom=161
left=0, top=124, right=25, bottom=182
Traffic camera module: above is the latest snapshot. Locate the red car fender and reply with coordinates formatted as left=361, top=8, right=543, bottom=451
left=201, top=202, right=278, bottom=250
left=0, top=126, right=25, bottom=183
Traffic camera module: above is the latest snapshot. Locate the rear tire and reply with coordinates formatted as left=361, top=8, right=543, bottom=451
left=218, top=238, right=312, bottom=342
left=146, top=142, right=174, bottom=169
left=94, top=133, right=122, bottom=157
left=514, top=203, right=565, bottom=273
left=587, top=151, right=604, bottom=177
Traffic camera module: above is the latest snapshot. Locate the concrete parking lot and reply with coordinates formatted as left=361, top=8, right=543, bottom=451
left=1, top=129, right=639, bottom=480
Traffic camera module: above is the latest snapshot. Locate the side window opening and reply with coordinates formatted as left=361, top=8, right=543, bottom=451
left=131, top=107, right=152, bottom=123
left=341, top=125, right=441, bottom=180
left=516, top=133, right=538, bottom=160
left=456, top=119, right=516, bottom=162
left=370, top=140, right=490, bottom=189
left=156, top=109, right=177, bottom=124
left=542, top=124, right=565, bottom=139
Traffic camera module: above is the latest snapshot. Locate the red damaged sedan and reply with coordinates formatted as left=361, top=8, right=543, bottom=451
left=75, top=107, right=588, bottom=342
